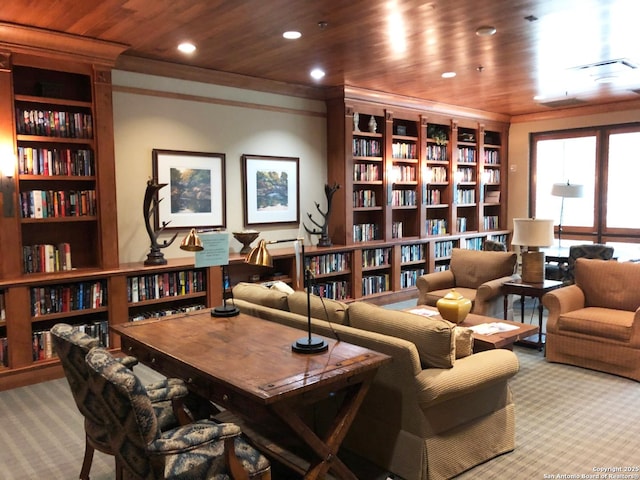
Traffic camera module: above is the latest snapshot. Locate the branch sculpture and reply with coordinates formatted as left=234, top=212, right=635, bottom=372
left=304, top=182, right=340, bottom=247
left=143, top=179, right=178, bottom=265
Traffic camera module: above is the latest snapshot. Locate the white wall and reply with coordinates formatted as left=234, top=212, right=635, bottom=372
left=112, top=71, right=327, bottom=264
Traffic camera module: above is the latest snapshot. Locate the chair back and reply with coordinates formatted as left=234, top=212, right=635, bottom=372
left=566, top=244, right=614, bottom=282
left=51, top=324, right=105, bottom=426
left=85, top=347, right=161, bottom=480
left=482, top=239, right=507, bottom=251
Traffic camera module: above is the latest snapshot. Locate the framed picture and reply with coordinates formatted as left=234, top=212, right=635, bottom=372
left=242, top=154, right=300, bottom=226
left=152, top=149, right=226, bottom=229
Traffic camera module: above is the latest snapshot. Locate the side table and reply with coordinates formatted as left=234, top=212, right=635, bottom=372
left=503, top=279, right=564, bottom=351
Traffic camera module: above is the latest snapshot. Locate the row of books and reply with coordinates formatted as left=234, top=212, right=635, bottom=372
left=362, top=274, right=390, bottom=296
left=400, top=244, right=425, bottom=263
left=306, top=253, right=351, bottom=276
left=457, top=216, right=469, bottom=233
left=127, top=270, right=206, bottom=303
left=23, top=243, right=72, bottom=274
left=427, top=218, right=447, bottom=235
left=457, top=147, right=477, bottom=163
left=465, top=237, right=484, bottom=250
left=130, top=304, right=206, bottom=321
left=352, top=138, right=382, bottom=157
left=391, top=142, right=418, bottom=159
left=353, top=163, right=380, bottom=182
left=16, top=107, right=93, bottom=139
left=0, top=337, right=8, bottom=367
left=456, top=189, right=475, bottom=204
left=484, top=169, right=500, bottom=182
left=391, top=221, right=403, bottom=239
left=363, top=247, right=392, bottom=268
left=353, top=223, right=380, bottom=242
left=426, top=144, right=448, bottom=161
left=391, top=165, right=416, bottom=182
left=20, top=189, right=97, bottom=219
left=426, top=166, right=447, bottom=183
left=434, top=240, right=455, bottom=258
left=484, top=150, right=500, bottom=164
left=31, top=280, right=107, bottom=316
left=391, top=189, right=416, bottom=207
left=310, top=281, right=350, bottom=301
left=457, top=167, right=475, bottom=182
left=353, top=189, right=377, bottom=208
left=426, top=188, right=442, bottom=205
left=0, top=292, right=5, bottom=321
left=32, top=320, right=109, bottom=361
left=400, top=267, right=425, bottom=288
left=484, top=215, right=499, bottom=230
left=17, top=146, right=95, bottom=176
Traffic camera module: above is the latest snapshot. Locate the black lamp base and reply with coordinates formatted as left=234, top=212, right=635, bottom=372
left=292, top=336, right=329, bottom=354
left=211, top=305, right=240, bottom=317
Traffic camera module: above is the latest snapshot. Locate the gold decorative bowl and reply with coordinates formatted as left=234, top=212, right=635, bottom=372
left=436, top=289, right=472, bottom=324
left=233, top=231, right=260, bottom=254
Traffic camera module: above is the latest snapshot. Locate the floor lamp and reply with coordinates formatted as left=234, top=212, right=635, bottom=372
left=551, top=181, right=584, bottom=248
left=245, top=238, right=328, bottom=354
left=180, top=228, right=240, bottom=317
left=512, top=218, right=554, bottom=284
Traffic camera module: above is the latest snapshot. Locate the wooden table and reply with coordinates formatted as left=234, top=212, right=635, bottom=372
left=112, top=312, right=390, bottom=480
left=457, top=312, right=539, bottom=352
left=408, top=306, right=539, bottom=352
left=502, top=279, right=564, bottom=351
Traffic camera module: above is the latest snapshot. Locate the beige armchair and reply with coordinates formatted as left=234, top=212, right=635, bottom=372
left=417, top=248, right=519, bottom=318
left=542, top=258, right=640, bottom=381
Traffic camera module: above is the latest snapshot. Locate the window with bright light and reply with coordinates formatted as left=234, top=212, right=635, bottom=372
left=531, top=123, right=640, bottom=248
left=534, top=135, right=596, bottom=229
left=607, top=131, right=640, bottom=229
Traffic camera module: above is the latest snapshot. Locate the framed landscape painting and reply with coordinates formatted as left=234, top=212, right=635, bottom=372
left=242, top=154, right=300, bottom=226
left=152, top=149, right=226, bottom=229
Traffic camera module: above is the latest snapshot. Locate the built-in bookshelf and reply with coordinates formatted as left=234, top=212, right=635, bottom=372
left=326, top=93, right=509, bottom=249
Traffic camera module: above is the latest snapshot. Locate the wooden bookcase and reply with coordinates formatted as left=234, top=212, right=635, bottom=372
left=326, top=92, right=509, bottom=246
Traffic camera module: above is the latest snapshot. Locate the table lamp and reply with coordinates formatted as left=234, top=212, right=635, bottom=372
left=180, top=228, right=240, bottom=317
left=511, top=218, right=554, bottom=283
left=551, top=181, right=584, bottom=247
left=246, top=238, right=328, bottom=354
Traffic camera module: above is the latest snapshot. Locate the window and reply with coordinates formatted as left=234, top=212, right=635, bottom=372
left=531, top=123, right=640, bottom=259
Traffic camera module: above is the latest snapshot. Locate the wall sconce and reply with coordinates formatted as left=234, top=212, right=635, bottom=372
left=0, top=152, right=16, bottom=217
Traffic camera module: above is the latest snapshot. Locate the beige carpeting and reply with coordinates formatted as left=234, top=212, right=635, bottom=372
left=1, top=305, right=639, bottom=479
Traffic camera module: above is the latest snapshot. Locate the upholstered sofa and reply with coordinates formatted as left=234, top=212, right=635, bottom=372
left=416, top=248, right=519, bottom=319
left=231, top=282, right=520, bottom=480
left=542, top=258, right=640, bottom=381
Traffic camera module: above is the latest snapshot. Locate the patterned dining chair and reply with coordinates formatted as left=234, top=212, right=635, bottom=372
left=85, top=346, right=271, bottom=480
left=51, top=323, right=193, bottom=480
left=565, top=244, right=615, bottom=283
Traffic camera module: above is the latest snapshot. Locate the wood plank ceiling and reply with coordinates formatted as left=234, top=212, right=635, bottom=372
left=2, top=0, right=640, bottom=117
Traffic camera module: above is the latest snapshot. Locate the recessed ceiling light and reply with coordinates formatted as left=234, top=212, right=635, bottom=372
left=177, top=42, right=196, bottom=54
left=476, top=25, right=497, bottom=36
left=310, top=68, right=326, bottom=80
left=441, top=71, right=456, bottom=79
left=283, top=31, right=302, bottom=40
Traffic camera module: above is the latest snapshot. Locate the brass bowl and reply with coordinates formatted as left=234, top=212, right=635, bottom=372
left=233, top=231, right=260, bottom=254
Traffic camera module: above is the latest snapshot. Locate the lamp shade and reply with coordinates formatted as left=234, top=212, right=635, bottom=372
left=511, top=218, right=554, bottom=247
left=551, top=182, right=584, bottom=198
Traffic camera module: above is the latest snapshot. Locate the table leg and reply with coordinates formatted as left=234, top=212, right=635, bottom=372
left=520, top=295, right=525, bottom=323
left=270, top=375, right=374, bottom=480
left=537, top=299, right=544, bottom=351
left=503, top=294, right=508, bottom=320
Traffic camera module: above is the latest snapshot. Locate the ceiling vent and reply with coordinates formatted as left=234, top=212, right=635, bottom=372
left=538, top=97, right=586, bottom=108
left=569, top=58, right=638, bottom=82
